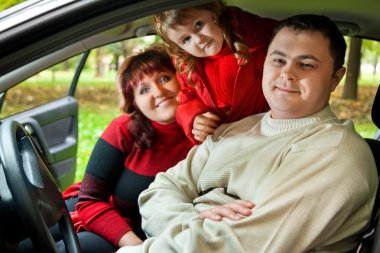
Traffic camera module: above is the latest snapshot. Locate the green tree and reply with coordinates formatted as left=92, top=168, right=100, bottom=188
left=107, top=42, right=123, bottom=71
left=0, top=0, right=25, bottom=12
left=362, top=39, right=380, bottom=79
left=342, top=37, right=362, bottom=99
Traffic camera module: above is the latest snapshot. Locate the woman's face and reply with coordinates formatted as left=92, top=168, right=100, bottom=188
left=133, top=70, right=180, bottom=124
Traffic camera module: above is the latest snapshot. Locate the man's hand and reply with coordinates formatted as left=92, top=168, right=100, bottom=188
left=192, top=112, right=221, bottom=142
left=199, top=200, right=255, bottom=221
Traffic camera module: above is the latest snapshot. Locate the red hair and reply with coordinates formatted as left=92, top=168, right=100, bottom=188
left=116, top=44, right=176, bottom=148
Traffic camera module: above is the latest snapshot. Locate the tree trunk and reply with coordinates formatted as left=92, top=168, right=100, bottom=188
left=63, top=60, right=69, bottom=71
left=342, top=37, right=362, bottom=99
left=113, top=54, right=120, bottom=71
left=95, top=48, right=104, bottom=78
left=373, top=54, right=378, bottom=79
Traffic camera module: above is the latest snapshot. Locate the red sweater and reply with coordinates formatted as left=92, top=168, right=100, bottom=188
left=176, top=7, right=278, bottom=144
left=74, top=115, right=193, bottom=246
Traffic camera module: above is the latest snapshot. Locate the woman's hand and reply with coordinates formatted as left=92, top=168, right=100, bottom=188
left=199, top=200, right=255, bottom=221
left=117, top=231, right=143, bottom=247
left=192, top=112, right=221, bottom=142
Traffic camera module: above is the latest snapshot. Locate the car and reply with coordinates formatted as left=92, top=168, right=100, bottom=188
left=0, top=0, right=379, bottom=252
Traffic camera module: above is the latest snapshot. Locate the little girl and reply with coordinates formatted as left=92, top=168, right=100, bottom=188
left=154, top=1, right=278, bottom=143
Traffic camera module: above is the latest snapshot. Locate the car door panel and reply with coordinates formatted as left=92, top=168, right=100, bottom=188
left=3, top=96, right=78, bottom=191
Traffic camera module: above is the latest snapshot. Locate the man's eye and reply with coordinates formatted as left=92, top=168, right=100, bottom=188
left=159, top=75, right=169, bottom=84
left=273, top=58, right=285, bottom=65
left=300, top=63, right=315, bottom=69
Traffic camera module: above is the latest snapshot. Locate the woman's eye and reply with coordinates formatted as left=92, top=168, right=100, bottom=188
left=140, top=86, right=150, bottom=94
left=159, top=75, right=169, bottom=84
left=195, top=21, right=203, bottom=30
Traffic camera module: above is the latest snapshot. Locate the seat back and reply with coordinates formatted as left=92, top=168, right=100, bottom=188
left=357, top=139, right=380, bottom=253
left=372, top=85, right=380, bottom=141
left=356, top=86, right=380, bottom=252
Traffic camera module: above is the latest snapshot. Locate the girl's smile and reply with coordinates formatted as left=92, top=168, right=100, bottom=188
left=166, top=9, right=224, bottom=58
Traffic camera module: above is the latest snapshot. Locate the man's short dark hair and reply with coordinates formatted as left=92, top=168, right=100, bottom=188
left=269, top=14, right=347, bottom=73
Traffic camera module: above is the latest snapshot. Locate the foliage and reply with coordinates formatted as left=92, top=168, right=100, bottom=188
left=75, top=86, right=121, bottom=180
left=0, top=0, right=25, bottom=11
left=77, top=106, right=120, bottom=181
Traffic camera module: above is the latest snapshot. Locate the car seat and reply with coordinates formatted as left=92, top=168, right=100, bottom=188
left=372, top=85, right=380, bottom=141
left=356, top=85, right=380, bottom=253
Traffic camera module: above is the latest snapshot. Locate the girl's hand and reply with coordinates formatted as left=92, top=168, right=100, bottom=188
left=117, top=231, right=143, bottom=247
left=192, top=112, right=221, bottom=142
left=199, top=200, right=255, bottom=221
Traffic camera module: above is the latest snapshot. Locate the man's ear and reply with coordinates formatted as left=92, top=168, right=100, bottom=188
left=331, top=67, right=346, bottom=92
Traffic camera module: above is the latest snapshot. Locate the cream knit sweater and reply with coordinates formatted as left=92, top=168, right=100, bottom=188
left=118, top=106, right=378, bottom=253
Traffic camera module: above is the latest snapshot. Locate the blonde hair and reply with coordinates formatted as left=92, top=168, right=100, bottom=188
left=153, top=1, right=249, bottom=86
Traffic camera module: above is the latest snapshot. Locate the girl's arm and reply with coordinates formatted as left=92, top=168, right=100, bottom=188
left=192, top=112, right=221, bottom=143
left=175, top=73, right=210, bottom=144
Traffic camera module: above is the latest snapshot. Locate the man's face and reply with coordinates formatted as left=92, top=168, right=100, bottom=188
left=262, top=27, right=346, bottom=119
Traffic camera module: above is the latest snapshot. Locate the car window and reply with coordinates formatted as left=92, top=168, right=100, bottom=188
left=74, top=36, right=161, bottom=178
left=0, top=54, right=83, bottom=118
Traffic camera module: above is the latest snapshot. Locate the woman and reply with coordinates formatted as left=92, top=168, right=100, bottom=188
left=17, top=44, right=194, bottom=252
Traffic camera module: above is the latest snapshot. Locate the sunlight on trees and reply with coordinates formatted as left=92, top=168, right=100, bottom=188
left=0, top=0, right=25, bottom=11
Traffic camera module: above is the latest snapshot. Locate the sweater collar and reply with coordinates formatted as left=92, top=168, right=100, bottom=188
left=151, top=120, right=183, bottom=134
left=260, top=105, right=337, bottom=136
left=207, top=42, right=232, bottom=60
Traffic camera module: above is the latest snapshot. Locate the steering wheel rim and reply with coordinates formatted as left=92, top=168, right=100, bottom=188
left=0, top=120, right=80, bottom=253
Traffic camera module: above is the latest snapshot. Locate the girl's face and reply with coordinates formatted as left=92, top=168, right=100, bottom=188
left=133, top=70, right=180, bottom=125
left=166, top=9, right=224, bottom=58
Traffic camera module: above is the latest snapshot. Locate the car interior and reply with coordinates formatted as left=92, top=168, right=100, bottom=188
left=358, top=87, right=380, bottom=252
left=0, top=0, right=380, bottom=252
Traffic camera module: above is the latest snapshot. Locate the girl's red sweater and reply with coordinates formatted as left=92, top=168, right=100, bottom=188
left=176, top=6, right=278, bottom=144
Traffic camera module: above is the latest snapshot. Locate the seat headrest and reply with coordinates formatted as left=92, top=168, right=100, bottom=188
left=372, top=86, right=380, bottom=129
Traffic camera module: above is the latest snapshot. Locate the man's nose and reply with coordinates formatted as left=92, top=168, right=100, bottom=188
left=281, top=64, right=297, bottom=81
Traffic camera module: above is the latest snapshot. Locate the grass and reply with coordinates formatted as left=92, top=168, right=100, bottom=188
left=76, top=104, right=121, bottom=181
left=355, top=123, right=378, bottom=138
left=27, top=69, right=118, bottom=87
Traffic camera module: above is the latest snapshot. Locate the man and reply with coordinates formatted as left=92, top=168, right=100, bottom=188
left=117, top=14, right=378, bottom=253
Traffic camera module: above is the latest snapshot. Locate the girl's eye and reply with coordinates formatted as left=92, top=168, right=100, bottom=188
left=159, top=75, right=169, bottom=84
left=182, top=36, right=191, bottom=44
left=195, top=21, right=203, bottom=30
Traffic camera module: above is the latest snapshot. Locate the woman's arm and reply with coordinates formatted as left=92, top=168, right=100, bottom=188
left=76, top=118, right=136, bottom=247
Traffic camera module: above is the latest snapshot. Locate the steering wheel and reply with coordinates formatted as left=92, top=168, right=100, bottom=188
left=0, top=120, right=81, bottom=253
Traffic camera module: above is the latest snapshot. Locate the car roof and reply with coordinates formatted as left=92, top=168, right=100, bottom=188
left=231, top=0, right=380, bottom=41
left=0, top=0, right=77, bottom=33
